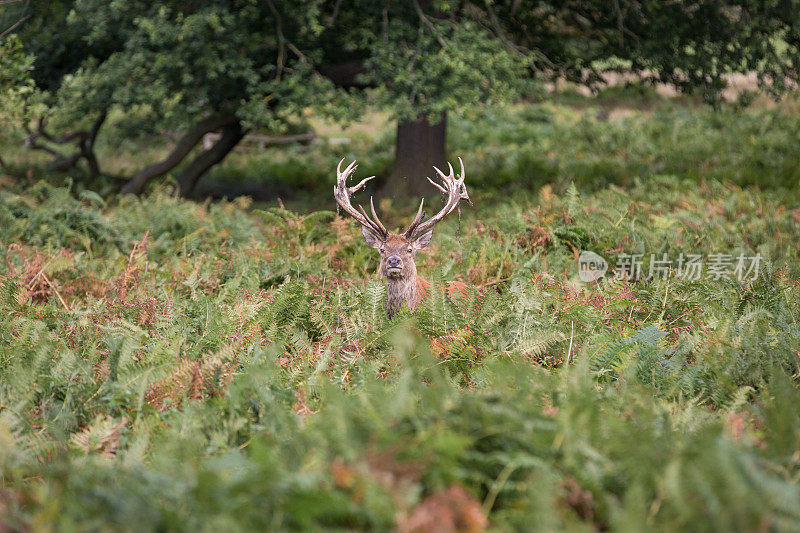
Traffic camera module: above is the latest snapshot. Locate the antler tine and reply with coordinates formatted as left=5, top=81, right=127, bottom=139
left=369, top=197, right=388, bottom=235
left=405, top=158, right=471, bottom=238
left=457, top=156, right=472, bottom=205
left=337, top=158, right=356, bottom=182
left=357, top=204, right=378, bottom=229
left=432, top=162, right=455, bottom=181
left=403, top=198, right=426, bottom=238
left=334, top=158, right=386, bottom=238
left=349, top=174, right=376, bottom=194
left=427, top=174, right=448, bottom=193
left=357, top=203, right=386, bottom=238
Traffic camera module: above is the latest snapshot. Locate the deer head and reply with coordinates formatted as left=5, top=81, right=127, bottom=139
left=334, top=157, right=471, bottom=317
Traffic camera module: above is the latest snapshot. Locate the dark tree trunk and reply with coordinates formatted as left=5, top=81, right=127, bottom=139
left=318, top=61, right=370, bottom=89
left=319, top=62, right=450, bottom=202
left=50, top=152, right=82, bottom=173
left=81, top=110, right=107, bottom=178
left=120, top=114, right=236, bottom=195
left=383, top=112, right=447, bottom=200
left=176, top=121, right=245, bottom=198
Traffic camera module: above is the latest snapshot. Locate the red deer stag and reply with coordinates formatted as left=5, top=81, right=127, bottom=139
left=334, top=157, right=471, bottom=318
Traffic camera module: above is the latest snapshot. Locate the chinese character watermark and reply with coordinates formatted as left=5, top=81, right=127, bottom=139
left=578, top=251, right=761, bottom=282
left=614, top=253, right=644, bottom=281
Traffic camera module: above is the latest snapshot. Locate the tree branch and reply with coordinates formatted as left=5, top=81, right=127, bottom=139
left=411, top=0, right=447, bottom=48
left=177, top=121, right=246, bottom=197
left=265, top=0, right=286, bottom=80
left=326, top=0, right=343, bottom=27
left=24, top=117, right=66, bottom=158
left=81, top=110, right=108, bottom=178
left=483, top=0, right=527, bottom=58
left=32, top=116, right=88, bottom=145
left=23, top=111, right=108, bottom=177
left=0, top=0, right=29, bottom=39
left=120, top=114, right=237, bottom=195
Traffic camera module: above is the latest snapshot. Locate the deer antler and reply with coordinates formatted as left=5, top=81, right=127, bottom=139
left=404, top=157, right=471, bottom=239
left=333, top=158, right=388, bottom=239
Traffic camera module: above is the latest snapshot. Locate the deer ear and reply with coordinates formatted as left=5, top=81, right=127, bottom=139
left=362, top=226, right=383, bottom=249
left=412, top=228, right=434, bottom=250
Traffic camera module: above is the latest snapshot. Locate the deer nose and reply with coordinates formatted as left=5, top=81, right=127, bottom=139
left=387, top=257, right=401, bottom=268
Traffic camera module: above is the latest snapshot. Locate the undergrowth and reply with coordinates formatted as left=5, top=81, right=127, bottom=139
left=0, top=176, right=798, bottom=531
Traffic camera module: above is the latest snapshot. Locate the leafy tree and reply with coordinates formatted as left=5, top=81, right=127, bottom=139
left=14, top=0, right=344, bottom=196
left=8, top=0, right=800, bottom=198
left=0, top=0, right=35, bottom=172
left=320, top=0, right=800, bottom=197
left=0, top=35, right=34, bottom=122
left=314, top=2, right=525, bottom=199
left=318, top=1, right=530, bottom=198
left=0, top=1, right=109, bottom=178
left=497, top=1, right=800, bottom=103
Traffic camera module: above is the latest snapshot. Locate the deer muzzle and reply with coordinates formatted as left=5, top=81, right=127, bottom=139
left=386, top=257, right=403, bottom=276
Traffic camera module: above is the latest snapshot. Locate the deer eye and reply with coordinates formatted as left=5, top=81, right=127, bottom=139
left=380, top=248, right=385, bottom=254
left=407, top=247, right=413, bottom=254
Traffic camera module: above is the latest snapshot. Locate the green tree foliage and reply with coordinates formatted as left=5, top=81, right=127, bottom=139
left=0, top=35, right=34, bottom=122
left=320, top=2, right=530, bottom=121
left=319, top=1, right=800, bottom=116
left=0, top=33, right=37, bottom=172
left=9, top=0, right=347, bottom=194
left=321, top=0, right=800, bottom=195
left=58, top=0, right=334, bottom=130
left=497, top=2, right=798, bottom=86
left=5, top=1, right=800, bottom=195
left=498, top=0, right=800, bottom=104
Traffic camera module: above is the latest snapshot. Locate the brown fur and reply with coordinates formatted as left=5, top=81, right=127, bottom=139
left=365, top=234, right=471, bottom=317
left=371, top=234, right=426, bottom=317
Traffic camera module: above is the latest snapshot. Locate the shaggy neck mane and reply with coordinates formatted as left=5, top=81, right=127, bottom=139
left=385, top=275, right=419, bottom=317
